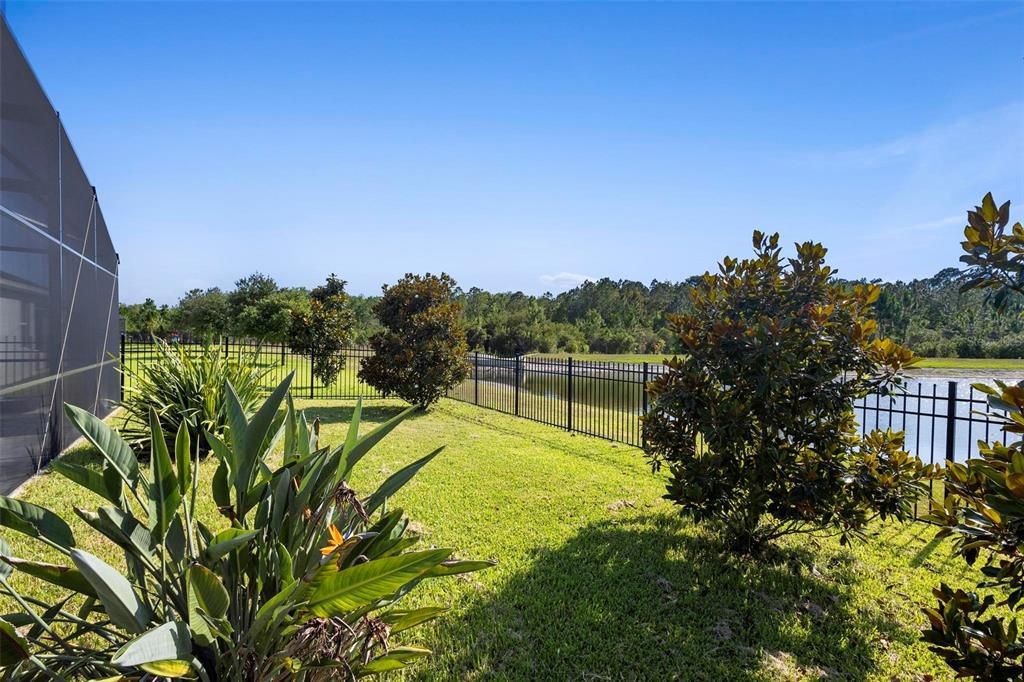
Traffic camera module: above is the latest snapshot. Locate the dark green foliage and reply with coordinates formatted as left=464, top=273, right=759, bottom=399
left=922, top=584, right=1024, bottom=680
left=922, top=193, right=1024, bottom=679
left=121, top=298, right=174, bottom=340
left=118, top=337, right=269, bottom=454
left=359, top=273, right=471, bottom=407
left=177, top=287, right=229, bottom=341
left=961, top=192, right=1024, bottom=311
left=132, top=264, right=1024, bottom=360
left=288, top=274, right=355, bottom=386
left=643, top=232, right=931, bottom=553
left=0, top=380, right=492, bottom=680
left=227, top=272, right=309, bottom=342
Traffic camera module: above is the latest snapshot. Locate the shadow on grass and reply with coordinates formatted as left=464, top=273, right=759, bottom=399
left=431, top=514, right=906, bottom=680
left=296, top=404, right=423, bottom=429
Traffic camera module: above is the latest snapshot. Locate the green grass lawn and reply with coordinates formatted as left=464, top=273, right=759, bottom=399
left=913, top=357, right=1024, bottom=370
left=7, top=399, right=982, bottom=680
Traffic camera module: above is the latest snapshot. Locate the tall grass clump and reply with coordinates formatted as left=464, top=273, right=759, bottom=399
left=118, top=337, right=270, bottom=455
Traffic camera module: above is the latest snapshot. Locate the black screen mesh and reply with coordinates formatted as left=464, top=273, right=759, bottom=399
left=1, top=16, right=119, bottom=493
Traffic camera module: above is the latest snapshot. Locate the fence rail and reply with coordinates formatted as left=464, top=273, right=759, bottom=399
left=119, top=338, right=1015, bottom=469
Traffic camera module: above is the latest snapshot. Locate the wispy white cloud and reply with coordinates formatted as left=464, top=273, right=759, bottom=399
left=539, top=272, right=595, bottom=290
left=901, top=214, right=964, bottom=233
left=798, top=101, right=1024, bottom=172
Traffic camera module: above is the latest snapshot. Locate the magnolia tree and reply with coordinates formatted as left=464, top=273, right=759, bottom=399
left=922, top=193, right=1024, bottom=679
left=359, top=273, right=471, bottom=408
left=642, top=231, right=931, bottom=554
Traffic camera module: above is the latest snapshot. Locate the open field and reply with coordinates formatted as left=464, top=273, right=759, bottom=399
left=6, top=398, right=986, bottom=680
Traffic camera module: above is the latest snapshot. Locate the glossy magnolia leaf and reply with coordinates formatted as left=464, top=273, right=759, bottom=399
left=71, top=549, right=151, bottom=634
left=0, top=618, right=30, bottom=666
left=1007, top=472, right=1024, bottom=499
left=111, top=621, right=191, bottom=668
left=0, top=497, right=75, bottom=550
left=364, top=448, right=443, bottom=516
left=148, top=407, right=182, bottom=540
left=306, top=549, right=452, bottom=618
left=205, top=528, right=258, bottom=561
left=0, top=556, right=97, bottom=597
left=64, top=403, right=141, bottom=491
left=51, top=459, right=122, bottom=506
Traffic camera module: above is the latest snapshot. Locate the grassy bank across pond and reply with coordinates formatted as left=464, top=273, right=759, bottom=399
left=531, top=351, right=1024, bottom=371
left=7, top=398, right=985, bottom=680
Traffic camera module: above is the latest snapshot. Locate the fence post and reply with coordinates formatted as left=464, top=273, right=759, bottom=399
left=119, top=333, right=126, bottom=400
left=567, top=357, right=573, bottom=432
left=641, top=362, right=649, bottom=448
left=945, top=380, right=957, bottom=462
left=310, top=352, right=315, bottom=399
left=474, top=352, right=479, bottom=405
left=514, top=355, right=521, bottom=416
left=223, top=335, right=229, bottom=358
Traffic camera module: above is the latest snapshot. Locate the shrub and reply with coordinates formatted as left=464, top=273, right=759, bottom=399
left=359, top=273, right=471, bottom=407
left=923, top=193, right=1024, bottom=678
left=643, top=231, right=930, bottom=553
left=288, top=274, right=356, bottom=386
left=118, top=337, right=270, bottom=455
left=0, top=375, right=492, bottom=680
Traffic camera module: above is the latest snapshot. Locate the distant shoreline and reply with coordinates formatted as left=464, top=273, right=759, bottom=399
left=527, top=352, right=1024, bottom=376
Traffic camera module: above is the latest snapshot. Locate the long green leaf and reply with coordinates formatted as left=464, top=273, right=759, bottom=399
left=0, top=497, right=75, bottom=550
left=174, top=420, right=192, bottom=497
left=111, top=620, right=191, bottom=667
left=204, top=528, right=258, bottom=562
left=355, top=646, right=432, bottom=676
left=148, top=407, right=182, bottom=540
left=71, top=549, right=152, bottom=634
left=422, top=559, right=497, bottom=577
left=364, top=448, right=443, bottom=516
left=64, top=403, right=141, bottom=492
left=236, top=374, right=293, bottom=496
left=379, top=606, right=448, bottom=634
left=0, top=555, right=97, bottom=597
left=341, top=405, right=419, bottom=477
left=51, top=459, right=122, bottom=506
left=187, top=565, right=229, bottom=619
left=306, top=549, right=452, bottom=618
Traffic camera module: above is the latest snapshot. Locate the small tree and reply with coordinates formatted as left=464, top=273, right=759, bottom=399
left=643, top=231, right=930, bottom=553
left=359, top=273, right=470, bottom=407
left=923, top=193, right=1024, bottom=679
left=227, top=272, right=308, bottom=342
left=288, top=274, right=355, bottom=386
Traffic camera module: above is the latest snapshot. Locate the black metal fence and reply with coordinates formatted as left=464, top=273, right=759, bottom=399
left=119, top=338, right=380, bottom=401
left=119, top=339, right=1016, bottom=468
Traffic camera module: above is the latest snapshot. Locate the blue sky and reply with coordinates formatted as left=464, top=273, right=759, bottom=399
left=5, top=2, right=1022, bottom=303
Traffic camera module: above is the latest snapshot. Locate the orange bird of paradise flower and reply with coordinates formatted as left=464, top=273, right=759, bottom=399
left=320, top=524, right=346, bottom=556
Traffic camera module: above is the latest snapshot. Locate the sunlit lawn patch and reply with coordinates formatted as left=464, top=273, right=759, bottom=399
left=7, top=399, right=985, bottom=680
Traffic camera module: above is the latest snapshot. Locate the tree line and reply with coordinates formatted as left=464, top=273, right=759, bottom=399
left=120, top=266, right=1024, bottom=358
